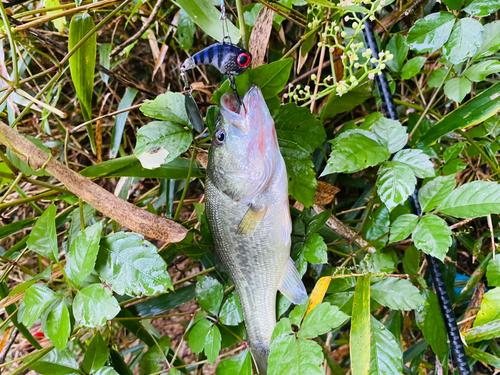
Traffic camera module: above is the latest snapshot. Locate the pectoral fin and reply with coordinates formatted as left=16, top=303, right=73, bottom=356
left=237, top=206, right=267, bottom=236
left=279, top=259, right=308, bottom=305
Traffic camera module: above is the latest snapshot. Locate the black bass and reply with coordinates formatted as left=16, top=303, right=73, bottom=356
left=181, top=43, right=252, bottom=76
left=205, top=85, right=307, bottom=374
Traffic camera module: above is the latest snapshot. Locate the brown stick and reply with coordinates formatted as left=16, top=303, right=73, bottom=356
left=0, top=121, right=187, bottom=244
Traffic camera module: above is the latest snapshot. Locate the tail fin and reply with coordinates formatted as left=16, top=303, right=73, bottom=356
left=250, top=342, right=270, bottom=375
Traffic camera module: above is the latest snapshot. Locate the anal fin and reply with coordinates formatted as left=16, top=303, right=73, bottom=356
left=279, top=259, right=308, bottom=305
left=237, top=206, right=267, bottom=236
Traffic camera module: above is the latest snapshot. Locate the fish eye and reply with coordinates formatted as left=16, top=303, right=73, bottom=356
left=214, top=128, right=226, bottom=145
left=236, top=53, right=250, bottom=68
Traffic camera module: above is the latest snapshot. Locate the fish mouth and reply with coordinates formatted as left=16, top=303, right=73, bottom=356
left=220, top=84, right=267, bottom=132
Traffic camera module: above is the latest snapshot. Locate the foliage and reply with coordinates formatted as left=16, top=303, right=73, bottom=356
left=0, top=0, right=500, bottom=373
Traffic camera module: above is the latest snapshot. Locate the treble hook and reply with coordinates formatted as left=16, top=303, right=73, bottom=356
left=228, top=74, right=246, bottom=113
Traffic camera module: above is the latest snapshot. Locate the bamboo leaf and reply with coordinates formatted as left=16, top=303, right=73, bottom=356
left=351, top=274, right=371, bottom=375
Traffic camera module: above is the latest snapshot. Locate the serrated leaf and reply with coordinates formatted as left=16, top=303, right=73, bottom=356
left=94, top=367, right=120, bottom=375
left=371, top=118, right=407, bottom=153
left=73, top=284, right=120, bottom=327
left=140, top=92, right=189, bottom=125
left=351, top=274, right=371, bottom=375
left=322, top=133, right=390, bottom=175
left=273, top=103, right=326, bottom=207
left=475, top=21, right=500, bottom=59
left=303, top=232, right=328, bottom=264
left=19, top=284, right=56, bottom=328
left=443, top=18, right=483, bottom=64
left=196, top=276, right=224, bottom=315
left=376, top=161, right=416, bottom=212
left=444, top=77, right=472, bottom=103
left=371, top=278, right=425, bottom=310
left=364, top=252, right=396, bottom=273
left=438, top=180, right=500, bottom=218
left=27, top=204, right=58, bottom=261
left=474, top=287, right=500, bottom=327
left=415, top=290, right=449, bottom=367
left=392, top=149, right=435, bottom=179
left=401, top=56, right=427, bottom=80
left=487, top=257, right=500, bottom=287
left=189, top=319, right=211, bottom=354
left=82, top=333, right=109, bottom=374
left=418, top=175, right=456, bottom=212
left=41, top=298, right=71, bottom=351
left=216, top=348, right=251, bottom=375
left=65, top=222, right=102, bottom=287
left=407, top=12, right=455, bottom=53
left=205, top=324, right=222, bottom=365
left=30, top=349, right=79, bottom=375
left=362, top=204, right=390, bottom=251
left=370, top=317, right=403, bottom=375
left=96, top=232, right=172, bottom=296
left=464, top=61, right=500, bottom=83
left=219, top=294, right=243, bottom=326
left=389, top=214, right=419, bottom=243
left=464, top=0, right=500, bottom=16
left=134, top=121, right=192, bottom=170
left=298, top=302, right=349, bottom=339
left=412, top=214, right=452, bottom=261
left=139, top=336, right=170, bottom=375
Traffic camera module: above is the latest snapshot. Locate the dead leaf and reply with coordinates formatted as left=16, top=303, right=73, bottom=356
left=314, top=181, right=340, bottom=205
left=249, top=6, right=274, bottom=68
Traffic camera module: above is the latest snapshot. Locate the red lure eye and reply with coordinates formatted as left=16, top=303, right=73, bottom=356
left=236, top=53, right=250, bottom=68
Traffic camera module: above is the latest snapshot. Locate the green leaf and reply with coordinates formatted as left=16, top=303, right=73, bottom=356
left=65, top=222, right=102, bottom=287
left=69, top=13, right=97, bottom=151
left=274, top=103, right=326, bottom=207
left=371, top=118, right=407, bottom=154
left=219, top=294, right=243, bottom=326
left=177, top=9, right=195, bottom=50
left=41, top=298, right=71, bottom=351
left=361, top=204, right=390, bottom=251
left=443, top=18, right=483, bottom=64
left=444, top=77, right=472, bottom=103
left=392, top=149, right=435, bottom=178
left=268, top=319, right=324, bottom=375
left=195, top=276, right=224, bottom=315
left=418, top=175, right=456, bottom=212
left=371, top=278, right=425, bottom=310
left=298, top=302, right=349, bottom=339
left=80, top=155, right=203, bottom=179
left=402, top=246, right=420, bottom=276
left=386, top=34, right=408, bottom=73
left=438, top=181, right=500, bottom=218
left=19, top=284, right=56, bottom=328
left=428, top=68, right=449, bottom=88
left=419, top=82, right=500, bottom=146
left=321, top=79, right=373, bottom=119
left=407, top=12, right=455, bottom=53
left=175, top=0, right=239, bottom=42
left=94, top=367, right=120, bottom=375
left=139, top=336, right=170, bottom=375
left=205, top=324, right=222, bottom=365
left=322, top=133, right=390, bottom=175
left=370, top=317, right=403, bottom=375
left=464, top=0, right=500, bottom=16
left=376, top=161, right=416, bottom=212
left=464, top=318, right=500, bottom=343
left=400, top=56, right=427, bottom=80
left=30, top=349, right=79, bottom=375
left=110, top=87, right=138, bottom=158
left=189, top=318, right=211, bottom=354
left=289, top=299, right=309, bottom=326
left=212, top=59, right=293, bottom=108
left=364, top=252, right=396, bottom=273
left=27, top=204, right=58, bottom=261
left=464, top=61, right=500, bottom=82
left=96, top=232, right=173, bottom=296
left=474, top=287, right=500, bottom=327
left=412, top=214, right=452, bottom=261
left=303, top=232, right=328, bottom=264
left=216, top=348, right=251, bottom=375
left=73, top=283, right=120, bottom=327
left=475, top=20, right=500, bottom=59
left=99, top=43, right=112, bottom=84
left=351, top=274, right=371, bottom=375
left=443, top=142, right=466, bottom=163
left=82, top=333, right=109, bottom=374
left=415, top=290, right=449, bottom=367
left=140, top=92, right=189, bottom=125
left=134, top=121, right=192, bottom=170
left=465, top=346, right=500, bottom=368
left=389, top=214, right=419, bottom=243
left=46, top=0, right=66, bottom=32
left=487, top=257, right=500, bottom=287
left=6, top=136, right=50, bottom=177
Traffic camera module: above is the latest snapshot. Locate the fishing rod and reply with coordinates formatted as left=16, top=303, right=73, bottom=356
left=360, top=15, right=471, bottom=375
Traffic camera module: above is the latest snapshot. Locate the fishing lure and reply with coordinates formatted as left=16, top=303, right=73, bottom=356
left=181, top=42, right=252, bottom=76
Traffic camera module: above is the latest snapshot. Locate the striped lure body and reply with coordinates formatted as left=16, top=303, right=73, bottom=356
left=181, top=43, right=252, bottom=76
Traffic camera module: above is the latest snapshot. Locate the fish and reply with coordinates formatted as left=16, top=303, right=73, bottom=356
left=181, top=42, right=252, bottom=76
left=205, top=84, right=307, bottom=374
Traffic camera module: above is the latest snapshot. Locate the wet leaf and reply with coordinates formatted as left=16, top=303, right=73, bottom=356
left=94, top=367, right=120, bottom=375
left=385, top=34, right=408, bottom=73
left=418, top=175, right=456, bottom=212
left=371, top=278, right=424, bottom=310
left=370, top=317, right=403, bottom=375
left=464, top=318, right=500, bottom=343
left=474, top=20, right=500, bottom=59
left=189, top=318, right=211, bottom=354
left=371, top=118, right=407, bottom=154
left=474, top=287, right=500, bottom=326
left=96, top=232, right=173, bottom=296
left=376, top=161, right=416, bottom=212
left=389, top=214, right=419, bottom=243
left=73, top=284, right=120, bottom=327
left=205, top=324, right=222, bottom=365
left=139, top=336, right=170, bottom=375
left=443, top=18, right=483, bottom=64
left=30, top=349, right=79, bottom=375
left=412, top=214, right=452, bottom=261
left=407, top=12, right=455, bottom=53
left=464, top=61, right=500, bottom=83
left=196, top=276, right=224, bottom=315
left=401, top=56, right=427, bottom=80
left=303, top=233, right=328, bottom=264
left=41, top=298, right=71, bottom=351
left=392, top=149, right=435, bottom=178
left=219, top=294, right=243, bottom=326
left=444, top=77, right=472, bottom=103
left=27, top=204, right=58, bottom=261
left=443, top=142, right=466, bottom=163
left=298, top=302, right=349, bottom=339
left=82, top=332, right=109, bottom=374
left=464, top=0, right=500, bottom=16
left=140, top=92, right=189, bottom=125
left=216, top=349, right=251, bottom=375
left=19, top=284, right=56, bottom=328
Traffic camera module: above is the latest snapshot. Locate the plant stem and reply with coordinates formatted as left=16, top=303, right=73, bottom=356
left=0, top=190, right=60, bottom=211
left=0, top=2, right=19, bottom=86
left=235, top=0, right=247, bottom=50
left=0, top=172, right=23, bottom=204
left=173, top=147, right=197, bottom=221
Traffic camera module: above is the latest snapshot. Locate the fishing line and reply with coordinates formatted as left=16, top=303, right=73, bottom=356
left=360, top=15, right=471, bottom=375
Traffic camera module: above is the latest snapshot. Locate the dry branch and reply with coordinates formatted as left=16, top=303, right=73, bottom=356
left=0, top=121, right=187, bottom=244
